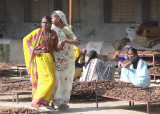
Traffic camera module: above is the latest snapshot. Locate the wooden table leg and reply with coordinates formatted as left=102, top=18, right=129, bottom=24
left=147, top=102, right=150, bottom=114
left=96, top=94, right=98, bottom=108
left=12, top=94, right=14, bottom=102
left=16, top=93, right=19, bottom=103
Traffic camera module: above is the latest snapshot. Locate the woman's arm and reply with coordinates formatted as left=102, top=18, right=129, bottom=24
left=52, top=31, right=65, bottom=51
left=121, top=61, right=132, bottom=68
left=63, top=38, right=80, bottom=45
left=62, top=26, right=80, bottom=45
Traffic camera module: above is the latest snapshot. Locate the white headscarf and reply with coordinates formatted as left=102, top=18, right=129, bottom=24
left=54, top=10, right=68, bottom=26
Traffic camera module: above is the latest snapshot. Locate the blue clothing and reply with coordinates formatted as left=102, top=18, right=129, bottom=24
left=120, top=59, right=150, bottom=89
left=118, top=55, right=129, bottom=63
left=118, top=55, right=129, bottom=75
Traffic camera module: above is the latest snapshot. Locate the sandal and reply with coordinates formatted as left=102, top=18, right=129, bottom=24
left=39, top=106, right=54, bottom=111
left=31, top=107, right=39, bottom=110
left=31, top=104, right=40, bottom=110
left=58, top=104, right=69, bottom=110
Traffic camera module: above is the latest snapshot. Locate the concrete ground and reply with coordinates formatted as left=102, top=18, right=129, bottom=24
left=0, top=75, right=160, bottom=114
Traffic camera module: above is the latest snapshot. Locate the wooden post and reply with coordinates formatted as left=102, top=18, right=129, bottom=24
left=69, top=0, right=73, bottom=25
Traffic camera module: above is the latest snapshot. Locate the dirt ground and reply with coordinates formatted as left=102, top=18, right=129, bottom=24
left=0, top=91, right=160, bottom=114
left=0, top=74, right=160, bottom=114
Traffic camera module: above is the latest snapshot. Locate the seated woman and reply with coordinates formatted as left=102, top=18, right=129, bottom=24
left=120, top=48, right=150, bottom=89
left=80, top=50, right=115, bottom=81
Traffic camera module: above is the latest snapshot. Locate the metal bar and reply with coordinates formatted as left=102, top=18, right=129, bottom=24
left=98, top=91, right=160, bottom=114
left=147, top=102, right=150, bottom=114
left=150, top=74, right=160, bottom=82
left=17, top=66, right=18, bottom=77
left=0, top=91, right=32, bottom=95
left=16, top=93, right=18, bottom=103
left=96, top=94, right=98, bottom=108
left=69, top=0, right=72, bottom=25
left=20, top=71, right=22, bottom=77
left=99, top=93, right=155, bottom=114
left=0, top=91, right=32, bottom=103
left=150, top=74, right=160, bottom=76
left=12, top=94, right=14, bottom=102
left=153, top=54, right=155, bottom=67
left=101, top=94, right=148, bottom=104
left=154, top=75, right=156, bottom=81
left=129, top=101, right=134, bottom=106
left=17, top=65, right=27, bottom=77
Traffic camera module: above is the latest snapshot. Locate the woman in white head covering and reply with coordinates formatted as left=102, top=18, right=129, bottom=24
left=51, top=10, right=80, bottom=110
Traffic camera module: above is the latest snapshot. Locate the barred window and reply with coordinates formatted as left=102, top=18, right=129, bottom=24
left=104, top=0, right=136, bottom=23
left=150, top=0, right=160, bottom=22
left=0, top=0, right=6, bottom=22
left=72, top=0, right=82, bottom=23
left=54, top=0, right=82, bottom=23
left=24, top=0, right=49, bottom=22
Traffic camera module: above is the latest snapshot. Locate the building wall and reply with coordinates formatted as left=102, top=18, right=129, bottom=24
left=0, top=0, right=144, bottom=41
left=71, top=0, right=141, bottom=41
left=0, top=0, right=158, bottom=63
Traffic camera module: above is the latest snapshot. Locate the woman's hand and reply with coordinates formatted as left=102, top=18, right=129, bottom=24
left=121, top=63, right=125, bottom=68
left=58, top=40, right=65, bottom=49
left=115, top=50, right=120, bottom=55
left=114, top=50, right=120, bottom=59
left=34, top=50, right=42, bottom=56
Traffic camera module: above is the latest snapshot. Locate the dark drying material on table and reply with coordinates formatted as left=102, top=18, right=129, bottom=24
left=0, top=106, right=47, bottom=114
left=72, top=80, right=160, bottom=102
left=0, top=77, right=32, bottom=93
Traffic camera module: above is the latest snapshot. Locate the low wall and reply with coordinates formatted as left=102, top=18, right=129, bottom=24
left=1, top=39, right=160, bottom=64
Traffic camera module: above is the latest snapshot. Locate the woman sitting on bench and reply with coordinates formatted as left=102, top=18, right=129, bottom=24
left=80, top=50, right=115, bottom=81
left=120, top=48, right=150, bottom=89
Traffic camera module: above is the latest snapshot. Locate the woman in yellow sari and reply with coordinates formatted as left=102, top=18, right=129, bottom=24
left=23, top=16, right=63, bottom=110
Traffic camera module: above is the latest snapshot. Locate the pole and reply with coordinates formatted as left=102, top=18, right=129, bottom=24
left=69, top=0, right=72, bottom=26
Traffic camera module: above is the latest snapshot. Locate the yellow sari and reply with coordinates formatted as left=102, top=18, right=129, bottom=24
left=23, top=28, right=55, bottom=107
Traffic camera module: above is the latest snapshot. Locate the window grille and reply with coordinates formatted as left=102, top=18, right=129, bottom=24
left=0, top=0, right=6, bottom=22
left=150, top=0, right=160, bottom=22
left=54, top=0, right=82, bottom=23
left=24, top=0, right=49, bottom=22
left=104, top=0, right=136, bottom=23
